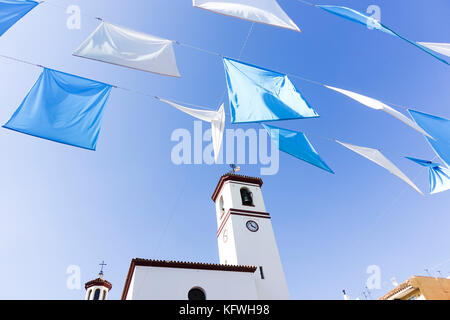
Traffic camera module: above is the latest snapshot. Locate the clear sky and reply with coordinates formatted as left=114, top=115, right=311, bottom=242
left=0, top=0, right=449, bottom=300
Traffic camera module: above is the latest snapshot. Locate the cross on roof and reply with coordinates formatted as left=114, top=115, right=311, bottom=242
left=99, top=261, right=107, bottom=276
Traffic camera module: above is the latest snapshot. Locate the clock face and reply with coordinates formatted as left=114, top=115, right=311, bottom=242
left=246, top=220, right=259, bottom=232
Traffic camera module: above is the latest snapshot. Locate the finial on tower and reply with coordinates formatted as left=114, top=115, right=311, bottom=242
left=99, top=260, right=107, bottom=278
left=228, top=164, right=241, bottom=174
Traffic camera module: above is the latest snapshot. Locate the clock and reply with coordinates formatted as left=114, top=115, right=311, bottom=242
left=246, top=220, right=259, bottom=232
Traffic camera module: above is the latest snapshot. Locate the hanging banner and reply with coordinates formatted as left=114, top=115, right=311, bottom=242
left=325, top=85, right=431, bottom=138
left=337, top=141, right=423, bottom=195
left=74, top=21, right=181, bottom=77
left=263, top=124, right=334, bottom=173
left=223, top=57, right=319, bottom=124
left=406, top=157, right=450, bottom=194
left=317, top=5, right=449, bottom=65
left=3, top=68, right=112, bottom=150
left=417, top=42, right=450, bottom=58
left=158, top=98, right=225, bottom=163
left=0, top=0, right=38, bottom=36
left=193, top=0, right=300, bottom=32
left=408, top=110, right=450, bottom=168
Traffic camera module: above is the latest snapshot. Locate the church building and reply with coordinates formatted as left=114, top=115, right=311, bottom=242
left=84, top=174, right=290, bottom=300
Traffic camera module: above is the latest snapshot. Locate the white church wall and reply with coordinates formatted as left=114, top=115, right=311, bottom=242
left=229, top=215, right=290, bottom=300
left=126, top=266, right=258, bottom=300
left=217, top=216, right=238, bottom=266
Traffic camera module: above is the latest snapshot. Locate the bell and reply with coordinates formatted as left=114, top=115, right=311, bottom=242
left=241, top=190, right=253, bottom=205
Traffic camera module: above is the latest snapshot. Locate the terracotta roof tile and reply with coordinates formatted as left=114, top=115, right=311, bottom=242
left=212, top=173, right=263, bottom=201
left=379, top=280, right=413, bottom=300
left=85, top=277, right=112, bottom=291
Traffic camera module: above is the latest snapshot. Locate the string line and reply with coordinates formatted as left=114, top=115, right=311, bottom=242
left=0, top=50, right=440, bottom=166
left=3, top=1, right=443, bottom=160
left=33, top=0, right=427, bottom=113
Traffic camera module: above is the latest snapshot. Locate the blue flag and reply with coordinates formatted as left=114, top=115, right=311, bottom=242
left=317, top=5, right=449, bottom=65
left=263, top=124, right=334, bottom=174
left=4, top=68, right=112, bottom=150
left=406, top=157, right=450, bottom=194
left=0, top=0, right=38, bottom=36
left=408, top=109, right=450, bottom=168
left=223, top=57, right=319, bottom=124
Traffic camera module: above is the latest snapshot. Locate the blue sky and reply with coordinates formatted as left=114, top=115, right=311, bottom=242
left=0, top=0, right=449, bottom=300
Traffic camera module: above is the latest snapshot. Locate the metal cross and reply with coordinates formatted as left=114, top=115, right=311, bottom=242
left=99, top=261, right=107, bottom=275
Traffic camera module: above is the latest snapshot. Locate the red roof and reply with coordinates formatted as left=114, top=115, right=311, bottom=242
left=212, top=173, right=263, bottom=202
left=85, top=277, right=112, bottom=291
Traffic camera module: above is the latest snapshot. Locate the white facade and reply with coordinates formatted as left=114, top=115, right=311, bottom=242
left=125, top=265, right=258, bottom=300
left=122, top=174, right=289, bottom=300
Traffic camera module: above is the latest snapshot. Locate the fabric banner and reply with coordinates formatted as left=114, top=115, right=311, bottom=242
left=158, top=98, right=225, bottom=163
left=223, top=57, right=319, bottom=123
left=74, top=21, right=181, bottom=77
left=4, top=68, right=112, bottom=150
left=417, top=42, right=450, bottom=58
left=406, top=157, right=450, bottom=194
left=263, top=124, right=334, bottom=173
left=408, top=110, right=450, bottom=168
left=337, top=141, right=423, bottom=194
left=317, top=5, right=449, bottom=65
left=0, top=0, right=38, bottom=36
left=325, top=85, right=431, bottom=138
left=193, top=0, right=300, bottom=32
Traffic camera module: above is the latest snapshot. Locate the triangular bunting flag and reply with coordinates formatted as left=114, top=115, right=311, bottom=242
left=0, top=0, right=38, bottom=36
left=408, top=110, right=450, bottom=168
left=263, top=124, right=334, bottom=173
left=74, top=21, right=181, bottom=77
left=193, top=0, right=300, bottom=32
left=223, top=57, right=319, bottom=124
left=325, top=85, right=431, bottom=138
left=406, top=157, right=450, bottom=194
left=417, top=42, right=450, bottom=58
left=158, top=98, right=225, bottom=163
left=337, top=141, right=423, bottom=194
left=4, top=68, right=112, bottom=150
left=317, top=5, right=449, bottom=65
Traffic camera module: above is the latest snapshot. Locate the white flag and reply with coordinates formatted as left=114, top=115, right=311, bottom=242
left=74, top=22, right=180, bottom=77
left=417, top=42, right=450, bottom=58
left=337, top=141, right=423, bottom=195
left=159, top=98, right=225, bottom=163
left=325, top=85, right=432, bottom=138
left=193, top=0, right=300, bottom=32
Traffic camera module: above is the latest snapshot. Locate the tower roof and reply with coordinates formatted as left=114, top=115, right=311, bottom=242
left=85, top=277, right=112, bottom=291
left=212, top=173, right=263, bottom=202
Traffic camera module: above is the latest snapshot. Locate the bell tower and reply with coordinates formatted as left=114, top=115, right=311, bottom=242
left=84, top=262, right=112, bottom=300
left=212, top=174, right=290, bottom=299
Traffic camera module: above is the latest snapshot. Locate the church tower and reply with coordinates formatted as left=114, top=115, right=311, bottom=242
left=212, top=174, right=290, bottom=299
left=85, top=262, right=112, bottom=300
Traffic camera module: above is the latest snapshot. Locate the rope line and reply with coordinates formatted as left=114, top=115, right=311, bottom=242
left=24, top=0, right=431, bottom=114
